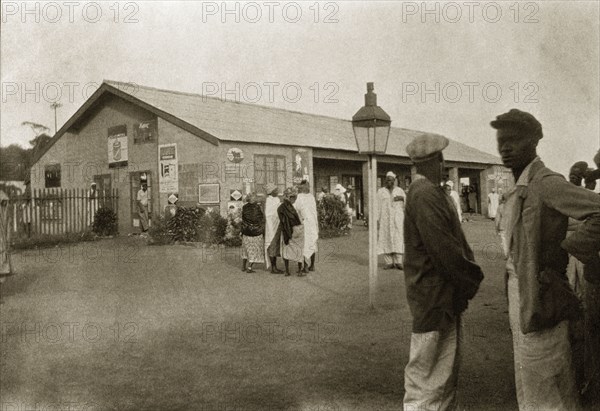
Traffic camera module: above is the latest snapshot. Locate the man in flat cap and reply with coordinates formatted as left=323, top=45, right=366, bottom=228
left=402, top=133, right=484, bottom=410
left=569, top=161, right=588, bottom=187
left=491, top=108, right=600, bottom=410
left=376, top=171, right=406, bottom=269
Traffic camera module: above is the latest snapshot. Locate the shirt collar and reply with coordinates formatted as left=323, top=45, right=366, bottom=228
left=515, top=156, right=541, bottom=187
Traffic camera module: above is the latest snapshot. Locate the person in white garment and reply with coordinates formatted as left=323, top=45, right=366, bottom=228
left=264, top=183, right=284, bottom=274
left=487, top=187, right=500, bottom=220
left=376, top=171, right=405, bottom=270
left=294, top=180, right=319, bottom=273
left=444, top=181, right=463, bottom=223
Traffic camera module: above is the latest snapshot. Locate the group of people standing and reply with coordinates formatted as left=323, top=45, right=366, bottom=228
left=400, top=108, right=600, bottom=411
left=240, top=180, right=319, bottom=276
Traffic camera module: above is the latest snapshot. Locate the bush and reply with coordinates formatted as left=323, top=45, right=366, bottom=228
left=198, top=209, right=228, bottom=245
left=166, top=206, right=205, bottom=242
left=223, top=208, right=242, bottom=247
left=92, top=207, right=118, bottom=236
left=317, top=194, right=350, bottom=238
left=147, top=213, right=172, bottom=245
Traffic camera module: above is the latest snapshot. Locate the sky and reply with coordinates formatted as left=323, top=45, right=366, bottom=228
left=1, top=0, right=599, bottom=177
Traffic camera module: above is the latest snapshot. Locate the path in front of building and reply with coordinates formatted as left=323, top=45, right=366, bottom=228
left=1, top=218, right=518, bottom=410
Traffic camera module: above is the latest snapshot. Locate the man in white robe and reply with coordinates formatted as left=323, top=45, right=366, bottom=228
left=487, top=188, right=499, bottom=219
left=264, top=183, right=284, bottom=273
left=294, top=181, right=319, bottom=272
left=445, top=181, right=463, bottom=223
left=376, top=171, right=405, bottom=270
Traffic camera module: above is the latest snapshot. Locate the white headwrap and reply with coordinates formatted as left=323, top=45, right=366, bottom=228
left=386, top=171, right=397, bottom=178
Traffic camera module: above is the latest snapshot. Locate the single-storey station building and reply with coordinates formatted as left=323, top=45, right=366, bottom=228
left=30, top=81, right=507, bottom=234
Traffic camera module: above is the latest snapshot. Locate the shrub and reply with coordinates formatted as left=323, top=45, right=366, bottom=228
left=166, top=206, right=205, bottom=242
left=223, top=208, right=242, bottom=247
left=317, top=194, right=350, bottom=238
left=198, top=209, right=228, bottom=245
left=92, top=207, right=118, bottom=236
left=147, top=213, right=172, bottom=245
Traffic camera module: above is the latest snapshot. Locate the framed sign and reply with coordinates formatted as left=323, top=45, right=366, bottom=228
left=199, top=183, right=220, bottom=204
left=134, top=119, right=157, bottom=144
left=329, top=176, right=338, bottom=193
left=292, top=148, right=309, bottom=184
left=227, top=148, right=244, bottom=163
left=158, top=143, right=178, bottom=193
left=107, top=125, right=128, bottom=168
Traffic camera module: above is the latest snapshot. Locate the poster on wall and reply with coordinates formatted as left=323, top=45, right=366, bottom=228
left=329, top=176, right=338, bottom=193
left=292, top=148, right=310, bottom=185
left=134, top=119, right=157, bottom=143
left=107, top=125, right=128, bottom=168
left=158, top=143, right=179, bottom=193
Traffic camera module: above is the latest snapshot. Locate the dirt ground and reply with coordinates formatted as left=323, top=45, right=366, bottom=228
left=1, top=217, right=520, bottom=410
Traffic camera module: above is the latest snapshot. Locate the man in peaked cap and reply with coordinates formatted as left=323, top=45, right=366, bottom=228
left=402, top=133, right=484, bottom=410
left=491, top=108, right=600, bottom=409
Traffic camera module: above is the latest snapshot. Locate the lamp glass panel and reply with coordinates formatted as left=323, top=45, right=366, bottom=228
left=374, top=126, right=391, bottom=153
left=353, top=125, right=370, bottom=153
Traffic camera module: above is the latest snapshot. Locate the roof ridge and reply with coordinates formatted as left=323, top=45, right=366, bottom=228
left=102, top=79, right=500, bottom=162
left=103, top=79, right=359, bottom=124
left=103, top=80, right=446, bottom=134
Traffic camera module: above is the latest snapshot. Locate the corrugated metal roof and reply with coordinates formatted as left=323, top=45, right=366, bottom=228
left=105, top=80, right=501, bottom=165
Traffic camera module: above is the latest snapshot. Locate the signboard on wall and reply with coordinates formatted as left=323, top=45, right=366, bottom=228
left=158, top=143, right=178, bottom=193
left=292, top=148, right=310, bottom=185
left=329, top=176, right=338, bottom=193
left=227, top=148, right=244, bottom=163
left=107, top=125, right=128, bottom=168
left=134, top=119, right=157, bottom=143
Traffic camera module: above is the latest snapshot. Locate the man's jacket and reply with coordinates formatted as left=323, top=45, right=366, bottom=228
left=404, top=176, right=484, bottom=333
left=508, top=159, right=600, bottom=334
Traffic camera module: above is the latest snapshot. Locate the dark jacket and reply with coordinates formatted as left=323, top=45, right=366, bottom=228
left=404, top=176, right=484, bottom=333
left=241, top=203, right=264, bottom=237
left=277, top=200, right=301, bottom=245
left=510, top=159, right=600, bottom=333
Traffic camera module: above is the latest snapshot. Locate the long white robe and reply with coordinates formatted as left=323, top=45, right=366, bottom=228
left=449, top=190, right=462, bottom=222
left=376, top=186, right=405, bottom=255
left=488, top=192, right=499, bottom=218
left=294, top=192, right=319, bottom=260
left=264, top=195, right=281, bottom=269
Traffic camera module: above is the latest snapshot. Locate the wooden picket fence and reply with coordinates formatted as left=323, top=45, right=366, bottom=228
left=7, top=188, right=119, bottom=237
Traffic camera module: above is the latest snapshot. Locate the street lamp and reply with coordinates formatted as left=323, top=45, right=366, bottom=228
left=352, top=82, right=391, bottom=308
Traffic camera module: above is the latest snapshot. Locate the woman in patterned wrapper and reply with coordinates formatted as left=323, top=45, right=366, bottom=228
left=277, top=186, right=305, bottom=276
left=240, top=192, right=265, bottom=273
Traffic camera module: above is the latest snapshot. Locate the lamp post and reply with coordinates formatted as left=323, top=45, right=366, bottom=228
left=352, top=82, right=391, bottom=308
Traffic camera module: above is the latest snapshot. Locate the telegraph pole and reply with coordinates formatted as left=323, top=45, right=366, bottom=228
left=50, top=102, right=62, bottom=134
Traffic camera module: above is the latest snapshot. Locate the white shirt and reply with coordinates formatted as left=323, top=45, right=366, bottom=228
left=137, top=189, right=149, bottom=206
